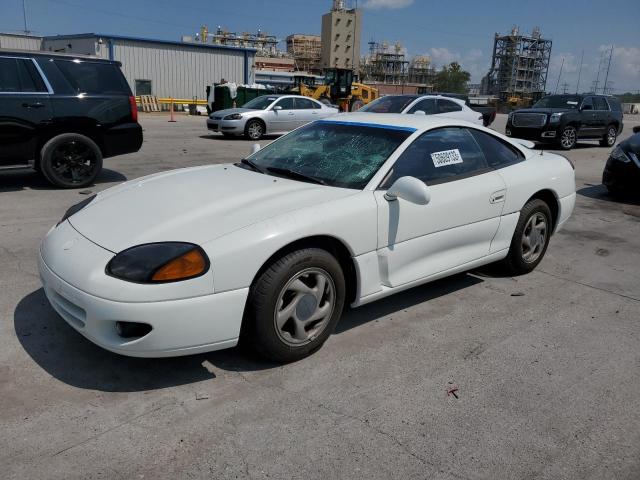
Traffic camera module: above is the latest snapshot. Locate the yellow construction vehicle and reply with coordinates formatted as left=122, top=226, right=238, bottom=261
left=291, top=69, right=378, bottom=112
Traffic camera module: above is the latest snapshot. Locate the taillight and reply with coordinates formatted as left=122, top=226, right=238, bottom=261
left=129, top=96, right=138, bottom=122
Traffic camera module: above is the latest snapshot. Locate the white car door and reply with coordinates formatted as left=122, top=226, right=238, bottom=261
left=293, top=97, right=319, bottom=127
left=270, top=97, right=298, bottom=132
left=374, top=126, right=507, bottom=287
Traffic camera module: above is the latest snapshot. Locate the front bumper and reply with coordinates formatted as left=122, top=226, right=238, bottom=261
left=38, top=250, right=248, bottom=358
left=506, top=124, right=560, bottom=143
left=207, top=117, right=246, bottom=134
left=602, top=155, right=640, bottom=191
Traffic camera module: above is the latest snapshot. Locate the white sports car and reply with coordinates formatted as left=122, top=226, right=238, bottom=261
left=39, top=114, right=575, bottom=361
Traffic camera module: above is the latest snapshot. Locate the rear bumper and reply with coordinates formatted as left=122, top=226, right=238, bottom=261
left=102, top=122, right=143, bottom=157
left=39, top=251, right=248, bottom=357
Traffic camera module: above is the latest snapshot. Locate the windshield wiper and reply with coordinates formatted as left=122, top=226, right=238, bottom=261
left=240, top=158, right=264, bottom=173
left=265, top=167, right=326, bottom=185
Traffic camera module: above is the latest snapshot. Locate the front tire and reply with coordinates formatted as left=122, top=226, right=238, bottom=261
left=40, top=133, right=103, bottom=188
left=559, top=126, right=577, bottom=150
left=600, top=125, right=617, bottom=147
left=245, top=119, right=264, bottom=140
left=243, top=248, right=346, bottom=362
left=501, top=199, right=552, bottom=275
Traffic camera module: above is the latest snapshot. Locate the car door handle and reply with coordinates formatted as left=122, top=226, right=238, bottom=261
left=22, top=102, right=45, bottom=109
left=288, top=112, right=295, bottom=115
left=490, top=190, right=506, bottom=204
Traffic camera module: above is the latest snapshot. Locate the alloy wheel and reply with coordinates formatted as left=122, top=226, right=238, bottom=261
left=606, top=127, right=616, bottom=146
left=247, top=121, right=263, bottom=140
left=273, top=268, right=336, bottom=346
left=50, top=141, right=98, bottom=184
left=521, top=212, right=547, bottom=263
left=560, top=128, right=576, bottom=149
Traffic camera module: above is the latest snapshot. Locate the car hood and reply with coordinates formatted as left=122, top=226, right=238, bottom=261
left=209, top=108, right=256, bottom=118
left=621, top=132, right=640, bottom=153
left=68, top=165, right=357, bottom=253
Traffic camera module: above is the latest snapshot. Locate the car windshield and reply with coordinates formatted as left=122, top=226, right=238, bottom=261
left=533, top=95, right=581, bottom=109
left=242, top=96, right=278, bottom=110
left=243, top=121, right=413, bottom=189
left=359, top=95, right=417, bottom=113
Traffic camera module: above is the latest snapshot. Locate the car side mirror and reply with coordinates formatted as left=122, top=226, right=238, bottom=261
left=413, top=110, right=426, bottom=115
left=384, top=176, right=431, bottom=205
left=273, top=105, right=282, bottom=111
left=633, top=126, right=640, bottom=134
left=251, top=143, right=261, bottom=154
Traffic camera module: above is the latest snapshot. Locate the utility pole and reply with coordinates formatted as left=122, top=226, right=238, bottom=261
left=576, top=50, right=584, bottom=93
left=22, top=0, right=29, bottom=35
left=554, top=57, right=564, bottom=94
left=593, top=50, right=604, bottom=94
left=561, top=82, right=570, bottom=94
left=603, top=44, right=614, bottom=95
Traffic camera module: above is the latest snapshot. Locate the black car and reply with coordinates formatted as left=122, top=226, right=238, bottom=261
left=506, top=94, right=623, bottom=150
left=602, top=125, right=640, bottom=195
left=0, top=50, right=142, bottom=188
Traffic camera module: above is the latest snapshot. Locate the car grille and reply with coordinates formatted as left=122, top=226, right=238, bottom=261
left=512, top=113, right=547, bottom=127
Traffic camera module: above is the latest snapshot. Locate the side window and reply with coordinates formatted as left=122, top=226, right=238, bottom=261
left=593, top=97, right=609, bottom=111
left=381, top=127, right=489, bottom=187
left=437, top=99, right=462, bottom=113
left=0, top=58, right=47, bottom=92
left=581, top=97, right=594, bottom=110
left=275, top=97, right=295, bottom=110
left=408, top=98, right=436, bottom=114
left=607, top=97, right=621, bottom=112
left=470, top=130, right=524, bottom=169
left=52, top=60, right=130, bottom=95
left=294, top=98, right=315, bottom=109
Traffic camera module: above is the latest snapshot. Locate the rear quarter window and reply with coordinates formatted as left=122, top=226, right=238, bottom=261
left=607, top=97, right=622, bottom=112
left=53, top=60, right=131, bottom=95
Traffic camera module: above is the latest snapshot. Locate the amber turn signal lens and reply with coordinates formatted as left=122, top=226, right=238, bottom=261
left=151, top=248, right=207, bottom=282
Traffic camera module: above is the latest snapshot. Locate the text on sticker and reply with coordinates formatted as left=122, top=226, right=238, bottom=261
left=431, top=149, right=464, bottom=167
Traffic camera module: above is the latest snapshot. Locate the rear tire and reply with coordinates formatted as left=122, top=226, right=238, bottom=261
left=40, top=133, right=103, bottom=189
left=600, top=125, right=617, bottom=147
left=242, top=248, right=346, bottom=362
left=501, top=199, right=552, bottom=275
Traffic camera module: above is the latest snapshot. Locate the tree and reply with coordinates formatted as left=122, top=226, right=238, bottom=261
left=433, top=62, right=471, bottom=93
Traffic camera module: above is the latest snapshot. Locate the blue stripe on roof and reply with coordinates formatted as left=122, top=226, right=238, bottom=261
left=316, top=120, right=416, bottom=132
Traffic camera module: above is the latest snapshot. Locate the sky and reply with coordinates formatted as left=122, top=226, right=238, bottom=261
left=1, top=0, right=639, bottom=93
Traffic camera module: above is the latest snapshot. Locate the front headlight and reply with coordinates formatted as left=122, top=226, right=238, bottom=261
left=549, top=113, right=562, bottom=123
left=610, top=145, right=630, bottom=163
left=224, top=113, right=243, bottom=120
left=106, top=242, right=210, bottom=283
left=57, top=194, right=97, bottom=226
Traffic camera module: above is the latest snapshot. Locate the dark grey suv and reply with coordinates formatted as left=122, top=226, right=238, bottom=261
left=0, top=50, right=142, bottom=188
left=506, top=94, right=624, bottom=150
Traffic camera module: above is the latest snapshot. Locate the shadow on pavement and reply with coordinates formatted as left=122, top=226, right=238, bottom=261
left=577, top=184, right=640, bottom=206
left=16, top=274, right=482, bottom=392
left=0, top=168, right=126, bottom=193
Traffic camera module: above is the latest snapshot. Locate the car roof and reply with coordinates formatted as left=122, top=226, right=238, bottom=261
left=332, top=112, right=473, bottom=130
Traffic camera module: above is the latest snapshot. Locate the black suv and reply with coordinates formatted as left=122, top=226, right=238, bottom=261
left=0, top=50, right=142, bottom=188
left=506, top=94, right=623, bottom=150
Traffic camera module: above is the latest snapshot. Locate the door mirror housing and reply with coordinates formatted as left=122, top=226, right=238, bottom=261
left=384, top=176, right=431, bottom=205
left=251, top=143, right=261, bottom=154
left=413, top=110, right=426, bottom=115
left=273, top=105, right=282, bottom=111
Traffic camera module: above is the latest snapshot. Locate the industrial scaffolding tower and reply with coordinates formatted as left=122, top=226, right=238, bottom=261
left=481, top=27, right=552, bottom=102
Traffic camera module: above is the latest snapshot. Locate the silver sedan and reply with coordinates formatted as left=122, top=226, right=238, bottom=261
left=206, top=94, right=339, bottom=140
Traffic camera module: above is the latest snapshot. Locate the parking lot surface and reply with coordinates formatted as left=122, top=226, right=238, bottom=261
left=1, top=113, right=639, bottom=479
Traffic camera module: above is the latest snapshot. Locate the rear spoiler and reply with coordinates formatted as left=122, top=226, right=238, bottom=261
left=513, top=138, right=535, bottom=149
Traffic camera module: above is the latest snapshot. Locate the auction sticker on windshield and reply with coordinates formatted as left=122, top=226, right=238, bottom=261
left=431, top=149, right=463, bottom=167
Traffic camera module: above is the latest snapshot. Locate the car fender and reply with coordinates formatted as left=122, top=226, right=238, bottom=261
left=203, top=191, right=378, bottom=293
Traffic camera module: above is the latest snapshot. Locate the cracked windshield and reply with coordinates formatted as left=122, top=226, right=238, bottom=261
left=245, top=121, right=412, bottom=189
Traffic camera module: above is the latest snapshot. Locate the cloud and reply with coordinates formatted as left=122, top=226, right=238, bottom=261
left=362, top=0, right=414, bottom=10
left=426, top=47, right=487, bottom=82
